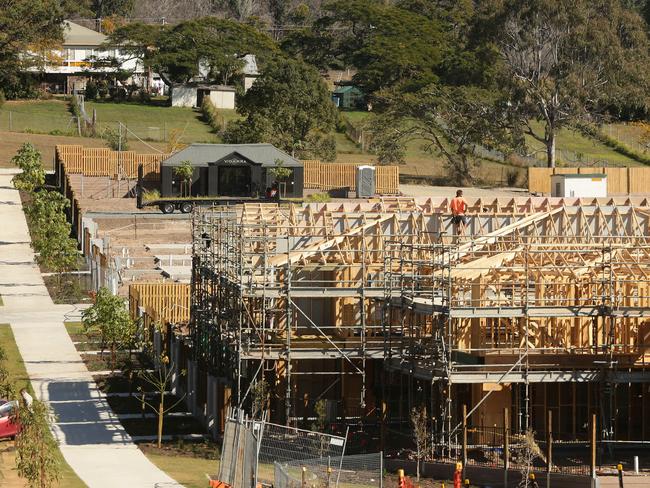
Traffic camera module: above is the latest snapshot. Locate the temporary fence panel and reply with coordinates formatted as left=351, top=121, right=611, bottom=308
left=274, top=463, right=300, bottom=488
left=219, top=416, right=257, bottom=488
left=257, top=421, right=346, bottom=465
left=276, top=453, right=383, bottom=488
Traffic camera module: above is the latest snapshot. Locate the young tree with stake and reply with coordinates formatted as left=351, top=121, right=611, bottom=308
left=138, top=354, right=186, bottom=449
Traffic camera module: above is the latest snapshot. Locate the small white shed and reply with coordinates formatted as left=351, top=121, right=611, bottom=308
left=170, top=84, right=236, bottom=109
left=551, top=173, right=607, bottom=198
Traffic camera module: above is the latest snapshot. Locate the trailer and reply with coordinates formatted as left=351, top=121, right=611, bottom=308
left=136, top=164, right=281, bottom=213
left=138, top=197, right=281, bottom=214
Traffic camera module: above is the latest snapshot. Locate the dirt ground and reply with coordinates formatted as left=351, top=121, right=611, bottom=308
left=0, top=131, right=166, bottom=168
left=399, top=184, right=526, bottom=199
left=0, top=441, right=25, bottom=487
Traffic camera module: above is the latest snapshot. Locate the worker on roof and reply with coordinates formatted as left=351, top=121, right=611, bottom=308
left=450, top=189, right=468, bottom=235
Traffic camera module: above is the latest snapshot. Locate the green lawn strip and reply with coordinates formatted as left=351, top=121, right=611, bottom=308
left=64, top=322, right=83, bottom=335
left=0, top=295, right=3, bottom=306
left=142, top=449, right=218, bottom=488
left=0, top=100, right=75, bottom=135
left=0, top=325, right=87, bottom=487
left=86, top=101, right=222, bottom=144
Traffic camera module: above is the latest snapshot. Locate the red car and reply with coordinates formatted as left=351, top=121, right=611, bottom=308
left=0, top=401, right=20, bottom=439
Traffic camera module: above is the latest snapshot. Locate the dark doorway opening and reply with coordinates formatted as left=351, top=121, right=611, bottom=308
left=218, top=165, right=251, bottom=196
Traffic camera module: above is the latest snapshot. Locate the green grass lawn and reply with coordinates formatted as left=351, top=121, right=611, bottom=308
left=142, top=450, right=217, bottom=488
left=87, top=100, right=225, bottom=145
left=604, top=123, right=650, bottom=155
left=338, top=111, right=646, bottom=186
left=0, top=100, right=75, bottom=135
left=0, top=325, right=87, bottom=487
left=342, top=111, right=371, bottom=124
left=65, top=322, right=83, bottom=335
left=523, top=121, right=641, bottom=167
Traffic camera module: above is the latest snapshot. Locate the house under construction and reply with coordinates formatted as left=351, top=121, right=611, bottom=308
left=190, top=197, right=650, bottom=448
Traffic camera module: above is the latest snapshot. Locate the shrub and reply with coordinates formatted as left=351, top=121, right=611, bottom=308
left=0, top=90, right=5, bottom=108
left=269, top=159, right=292, bottom=182
left=306, top=192, right=331, bottom=203
left=174, top=160, right=194, bottom=197
left=201, top=98, right=222, bottom=133
left=82, top=287, right=137, bottom=371
left=98, top=80, right=109, bottom=98
left=49, top=129, right=72, bottom=136
left=85, top=80, right=98, bottom=100
left=69, top=95, right=82, bottom=118
left=506, top=169, right=521, bottom=187
left=11, top=143, right=45, bottom=193
left=15, top=400, right=62, bottom=487
left=103, top=126, right=128, bottom=151
left=142, top=189, right=161, bottom=201
left=109, top=86, right=127, bottom=101
left=138, top=90, right=151, bottom=104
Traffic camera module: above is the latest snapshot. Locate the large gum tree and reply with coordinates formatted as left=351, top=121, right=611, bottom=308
left=494, top=0, right=650, bottom=168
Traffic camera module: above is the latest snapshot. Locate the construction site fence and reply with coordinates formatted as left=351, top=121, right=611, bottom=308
left=56, top=161, right=120, bottom=292
left=219, top=412, right=257, bottom=488
left=274, top=453, right=383, bottom=488
left=56, top=144, right=168, bottom=181
left=528, top=166, right=650, bottom=195
left=434, top=424, right=593, bottom=476
left=303, top=160, right=400, bottom=194
left=220, top=411, right=349, bottom=488
left=128, top=282, right=190, bottom=324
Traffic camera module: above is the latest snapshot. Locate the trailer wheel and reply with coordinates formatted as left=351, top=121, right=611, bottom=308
left=180, top=202, right=194, bottom=214
left=160, top=203, right=175, bottom=214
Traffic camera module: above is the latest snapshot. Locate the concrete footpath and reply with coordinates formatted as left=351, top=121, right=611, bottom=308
left=0, top=170, right=181, bottom=487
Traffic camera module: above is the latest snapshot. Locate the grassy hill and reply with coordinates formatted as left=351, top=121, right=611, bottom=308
left=1, top=100, right=648, bottom=186
left=86, top=100, right=225, bottom=144
left=337, top=112, right=648, bottom=186
left=0, top=100, right=73, bottom=134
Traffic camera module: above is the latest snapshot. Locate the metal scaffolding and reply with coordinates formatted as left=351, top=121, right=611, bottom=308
left=189, top=197, right=650, bottom=445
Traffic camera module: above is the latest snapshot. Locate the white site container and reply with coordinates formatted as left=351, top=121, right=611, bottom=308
left=551, top=173, right=607, bottom=198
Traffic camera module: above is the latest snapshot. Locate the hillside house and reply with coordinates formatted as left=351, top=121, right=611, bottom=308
left=29, top=21, right=144, bottom=94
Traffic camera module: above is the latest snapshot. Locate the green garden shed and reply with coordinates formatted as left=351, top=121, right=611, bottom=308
left=332, top=85, right=365, bottom=110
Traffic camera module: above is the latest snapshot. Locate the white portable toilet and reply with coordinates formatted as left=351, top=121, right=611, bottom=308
left=356, top=165, right=376, bottom=198
left=551, top=173, right=607, bottom=198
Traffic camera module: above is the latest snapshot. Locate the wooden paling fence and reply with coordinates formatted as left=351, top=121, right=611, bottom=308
left=303, top=160, right=400, bottom=194
left=56, top=145, right=169, bottom=181
left=529, top=167, right=650, bottom=195
left=56, top=146, right=400, bottom=194
left=129, top=282, right=190, bottom=324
